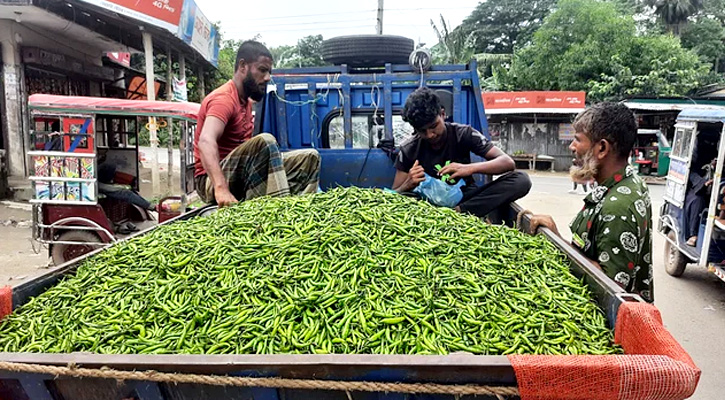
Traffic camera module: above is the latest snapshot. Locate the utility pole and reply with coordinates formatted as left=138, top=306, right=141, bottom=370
left=142, top=29, right=160, bottom=195
left=166, top=47, right=173, bottom=192
left=376, top=0, right=384, bottom=35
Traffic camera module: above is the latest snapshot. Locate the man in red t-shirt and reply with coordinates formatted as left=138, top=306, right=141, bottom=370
left=194, top=41, right=320, bottom=207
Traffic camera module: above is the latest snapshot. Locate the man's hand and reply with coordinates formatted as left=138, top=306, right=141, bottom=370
left=401, top=160, right=425, bottom=192
left=214, top=186, right=238, bottom=208
left=529, top=214, right=560, bottom=236
left=438, top=162, right=474, bottom=179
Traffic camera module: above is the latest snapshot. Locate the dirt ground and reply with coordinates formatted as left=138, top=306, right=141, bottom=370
left=0, top=202, right=52, bottom=284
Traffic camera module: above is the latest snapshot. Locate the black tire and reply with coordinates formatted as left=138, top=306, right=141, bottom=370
left=322, top=35, right=414, bottom=66
left=51, top=231, right=102, bottom=266
left=664, top=231, right=687, bottom=277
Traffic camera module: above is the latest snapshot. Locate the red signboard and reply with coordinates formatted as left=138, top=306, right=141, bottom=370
left=80, top=0, right=183, bottom=31
left=108, top=0, right=183, bottom=25
left=106, top=52, right=131, bottom=68
left=483, top=91, right=586, bottom=110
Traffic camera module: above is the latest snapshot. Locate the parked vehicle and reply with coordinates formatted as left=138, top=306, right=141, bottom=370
left=27, top=95, right=199, bottom=265
left=632, top=128, right=671, bottom=176
left=659, top=108, right=725, bottom=283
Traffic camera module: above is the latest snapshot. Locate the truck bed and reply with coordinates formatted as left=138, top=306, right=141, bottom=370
left=0, top=202, right=643, bottom=400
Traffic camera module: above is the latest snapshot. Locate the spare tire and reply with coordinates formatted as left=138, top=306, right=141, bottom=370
left=322, top=35, right=415, bottom=67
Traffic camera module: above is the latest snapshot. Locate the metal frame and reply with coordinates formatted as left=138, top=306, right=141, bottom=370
left=659, top=109, right=725, bottom=283
left=271, top=60, right=489, bottom=150
left=32, top=215, right=116, bottom=246
left=697, top=122, right=725, bottom=269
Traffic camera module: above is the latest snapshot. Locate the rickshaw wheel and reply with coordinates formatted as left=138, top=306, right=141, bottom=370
left=52, top=231, right=102, bottom=266
left=665, top=231, right=687, bottom=277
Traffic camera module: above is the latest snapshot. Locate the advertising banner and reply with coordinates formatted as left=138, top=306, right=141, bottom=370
left=178, top=0, right=220, bottom=66
left=483, top=91, right=586, bottom=114
left=173, top=76, right=188, bottom=102
left=81, top=0, right=219, bottom=66
left=106, top=52, right=131, bottom=68
left=79, top=0, right=184, bottom=32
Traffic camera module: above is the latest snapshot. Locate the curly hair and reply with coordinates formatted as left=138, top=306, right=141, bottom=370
left=573, top=102, right=637, bottom=160
left=402, top=88, right=443, bottom=130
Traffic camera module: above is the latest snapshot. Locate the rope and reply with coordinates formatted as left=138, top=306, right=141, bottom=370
left=516, top=209, right=533, bottom=231
left=269, top=73, right=340, bottom=147
left=0, top=361, right=519, bottom=397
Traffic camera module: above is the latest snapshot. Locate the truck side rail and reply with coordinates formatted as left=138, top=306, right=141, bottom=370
left=511, top=202, right=643, bottom=329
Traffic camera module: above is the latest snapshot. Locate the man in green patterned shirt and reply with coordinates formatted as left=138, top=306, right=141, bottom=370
left=530, top=103, right=653, bottom=302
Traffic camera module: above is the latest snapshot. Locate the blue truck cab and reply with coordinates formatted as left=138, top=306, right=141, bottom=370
left=254, top=59, right=489, bottom=189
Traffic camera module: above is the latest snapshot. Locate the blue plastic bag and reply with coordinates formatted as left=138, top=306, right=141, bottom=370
left=413, top=174, right=465, bottom=208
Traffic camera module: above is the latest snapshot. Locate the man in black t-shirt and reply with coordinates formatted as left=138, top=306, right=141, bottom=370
left=393, top=88, right=531, bottom=222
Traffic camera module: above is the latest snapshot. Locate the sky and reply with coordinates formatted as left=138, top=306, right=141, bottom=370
left=194, top=0, right=479, bottom=49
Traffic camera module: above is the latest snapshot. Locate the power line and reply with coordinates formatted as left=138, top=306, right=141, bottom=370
left=233, top=17, right=375, bottom=29
left=239, top=9, right=376, bottom=21
left=229, top=24, right=376, bottom=34
left=384, top=6, right=477, bottom=12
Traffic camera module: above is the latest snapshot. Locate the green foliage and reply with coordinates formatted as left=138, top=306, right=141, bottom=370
left=132, top=124, right=181, bottom=147
left=270, top=45, right=298, bottom=68
left=496, top=0, right=710, bottom=101
left=454, top=0, right=557, bottom=55
left=681, top=17, right=725, bottom=71
left=430, top=15, right=477, bottom=64
left=700, top=0, right=725, bottom=24
left=293, top=35, right=326, bottom=67
left=216, top=39, right=243, bottom=82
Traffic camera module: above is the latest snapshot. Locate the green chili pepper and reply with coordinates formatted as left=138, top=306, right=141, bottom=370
left=0, top=188, right=619, bottom=356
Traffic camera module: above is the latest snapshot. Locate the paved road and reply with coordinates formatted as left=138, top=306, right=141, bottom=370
left=138, top=146, right=181, bottom=171
left=521, top=172, right=725, bottom=399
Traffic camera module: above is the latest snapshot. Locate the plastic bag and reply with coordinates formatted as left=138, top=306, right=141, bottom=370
left=413, top=174, right=465, bottom=208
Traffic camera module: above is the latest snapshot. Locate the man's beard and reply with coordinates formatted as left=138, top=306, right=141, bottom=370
left=570, top=149, right=598, bottom=182
left=243, top=73, right=266, bottom=102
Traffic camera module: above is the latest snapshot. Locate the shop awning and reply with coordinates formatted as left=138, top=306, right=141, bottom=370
left=623, top=101, right=725, bottom=112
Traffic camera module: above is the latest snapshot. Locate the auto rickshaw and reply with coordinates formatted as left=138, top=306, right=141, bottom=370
left=632, top=128, right=671, bottom=177
left=659, top=108, right=725, bottom=283
left=27, top=94, right=199, bottom=265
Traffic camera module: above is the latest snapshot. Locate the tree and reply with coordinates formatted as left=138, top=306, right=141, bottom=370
left=216, top=39, right=242, bottom=81
left=270, top=45, right=297, bottom=68
left=292, top=35, right=326, bottom=67
left=430, top=15, right=476, bottom=64
left=645, top=0, right=703, bottom=35
left=700, top=0, right=725, bottom=24
left=454, top=0, right=557, bottom=55
left=680, top=18, right=725, bottom=72
left=498, top=0, right=709, bottom=101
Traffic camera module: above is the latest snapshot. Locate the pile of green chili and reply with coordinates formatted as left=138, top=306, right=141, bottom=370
left=0, top=188, right=620, bottom=355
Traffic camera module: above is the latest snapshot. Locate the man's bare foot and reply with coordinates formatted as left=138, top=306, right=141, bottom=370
left=686, top=236, right=697, bottom=246
left=454, top=206, right=461, bottom=213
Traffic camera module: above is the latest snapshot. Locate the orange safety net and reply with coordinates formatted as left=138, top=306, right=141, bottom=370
left=0, top=286, right=11, bottom=320
left=509, top=303, right=700, bottom=400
